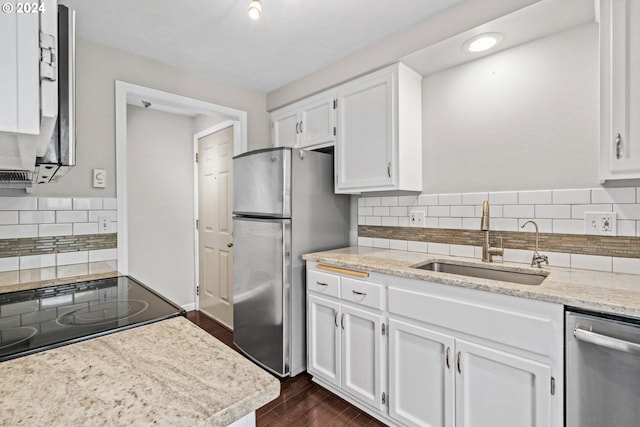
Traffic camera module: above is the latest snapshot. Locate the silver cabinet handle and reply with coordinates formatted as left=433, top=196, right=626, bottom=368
left=387, top=162, right=391, bottom=178
left=299, top=121, right=303, bottom=133
left=445, top=347, right=451, bottom=369
left=296, top=122, right=300, bottom=134
left=616, top=133, right=622, bottom=159
left=456, top=352, right=462, bottom=374
left=352, top=290, right=366, bottom=297
left=574, top=327, right=640, bottom=356
left=341, top=313, right=345, bottom=330
left=334, top=312, right=338, bottom=327
left=316, top=282, right=328, bottom=288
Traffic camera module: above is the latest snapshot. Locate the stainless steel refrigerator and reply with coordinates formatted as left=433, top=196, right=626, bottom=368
left=232, top=147, right=350, bottom=377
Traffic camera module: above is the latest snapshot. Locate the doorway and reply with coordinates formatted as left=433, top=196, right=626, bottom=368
left=115, top=81, right=247, bottom=311
left=195, top=124, right=235, bottom=328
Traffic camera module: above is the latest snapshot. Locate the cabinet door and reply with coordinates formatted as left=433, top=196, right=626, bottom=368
left=455, top=339, right=551, bottom=427
left=307, top=294, right=341, bottom=387
left=336, top=70, right=395, bottom=192
left=299, top=95, right=335, bottom=148
left=341, top=303, right=385, bottom=410
left=388, top=319, right=455, bottom=427
left=600, top=0, right=640, bottom=178
left=272, top=109, right=298, bottom=148
left=0, top=4, right=40, bottom=134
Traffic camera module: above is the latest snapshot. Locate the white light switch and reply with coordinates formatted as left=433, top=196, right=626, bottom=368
left=93, top=169, right=106, bottom=188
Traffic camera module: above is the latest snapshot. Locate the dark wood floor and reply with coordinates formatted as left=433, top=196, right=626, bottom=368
left=186, top=311, right=388, bottom=427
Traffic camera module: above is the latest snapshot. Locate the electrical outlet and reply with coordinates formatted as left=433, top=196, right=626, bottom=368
left=584, top=212, right=617, bottom=236
left=98, top=216, right=111, bottom=234
left=409, top=211, right=425, bottom=227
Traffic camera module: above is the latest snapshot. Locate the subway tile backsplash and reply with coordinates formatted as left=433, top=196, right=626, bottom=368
left=358, top=186, right=640, bottom=274
left=0, top=197, right=118, bottom=272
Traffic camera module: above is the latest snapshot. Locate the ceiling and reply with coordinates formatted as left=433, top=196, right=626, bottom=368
left=61, top=0, right=464, bottom=93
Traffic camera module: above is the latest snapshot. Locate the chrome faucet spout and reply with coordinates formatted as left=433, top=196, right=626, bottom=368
left=521, top=220, right=549, bottom=268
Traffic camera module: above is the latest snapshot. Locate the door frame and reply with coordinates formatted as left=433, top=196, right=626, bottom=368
left=193, top=121, right=240, bottom=310
left=115, top=81, right=247, bottom=309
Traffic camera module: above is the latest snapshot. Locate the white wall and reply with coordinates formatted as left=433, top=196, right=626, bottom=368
left=30, top=37, right=269, bottom=198
left=422, top=22, right=599, bottom=193
left=126, top=106, right=195, bottom=306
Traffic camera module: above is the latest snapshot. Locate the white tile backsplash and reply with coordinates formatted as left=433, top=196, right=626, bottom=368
left=0, top=197, right=37, bottom=211
left=0, top=211, right=18, bottom=225
left=57, top=251, right=89, bottom=266
left=428, top=243, right=449, bottom=255
left=570, top=254, right=613, bottom=272
left=592, top=187, right=636, bottom=204
left=613, top=257, right=640, bottom=275
left=38, top=198, right=72, bottom=211
left=38, top=224, right=73, bottom=237
left=19, top=254, right=56, bottom=270
left=552, top=189, right=590, bottom=204
left=19, top=211, right=55, bottom=224
left=381, top=216, right=399, bottom=227
left=0, top=257, right=19, bottom=272
left=57, top=210, right=88, bottom=223
left=518, top=190, right=552, bottom=205
left=0, top=225, right=38, bottom=239
left=439, top=193, right=462, bottom=205
left=535, top=205, right=571, bottom=219
left=357, top=186, right=640, bottom=271
left=488, top=191, right=518, bottom=205
left=373, top=207, right=390, bottom=217
left=73, top=198, right=103, bottom=210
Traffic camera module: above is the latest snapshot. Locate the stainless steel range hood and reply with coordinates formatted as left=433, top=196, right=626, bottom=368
left=0, top=4, right=75, bottom=189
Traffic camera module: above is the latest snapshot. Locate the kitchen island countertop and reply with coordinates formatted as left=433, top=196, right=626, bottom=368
left=303, top=246, right=640, bottom=319
left=0, top=316, right=280, bottom=426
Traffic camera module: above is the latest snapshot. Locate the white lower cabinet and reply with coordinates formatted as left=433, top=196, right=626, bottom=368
left=307, top=268, right=387, bottom=419
left=389, top=319, right=454, bottom=427
left=454, top=339, right=551, bottom=427
left=307, top=263, right=563, bottom=427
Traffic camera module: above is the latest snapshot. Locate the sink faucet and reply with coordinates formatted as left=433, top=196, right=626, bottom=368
left=521, top=220, right=549, bottom=268
left=480, top=201, right=503, bottom=262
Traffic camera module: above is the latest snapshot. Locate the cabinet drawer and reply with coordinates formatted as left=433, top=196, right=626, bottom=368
left=388, top=286, right=556, bottom=356
left=308, top=270, right=340, bottom=297
left=341, top=278, right=382, bottom=310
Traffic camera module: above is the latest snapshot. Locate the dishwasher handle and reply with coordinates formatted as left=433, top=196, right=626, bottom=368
left=574, top=327, right=640, bottom=356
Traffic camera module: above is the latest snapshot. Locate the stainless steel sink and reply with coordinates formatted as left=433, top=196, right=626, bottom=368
left=413, top=261, right=547, bottom=286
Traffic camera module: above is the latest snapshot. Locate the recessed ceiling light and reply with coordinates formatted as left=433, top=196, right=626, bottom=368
left=463, top=33, right=504, bottom=53
left=248, top=0, right=262, bottom=20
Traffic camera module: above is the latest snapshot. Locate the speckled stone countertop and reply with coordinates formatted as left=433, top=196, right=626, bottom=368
left=0, top=316, right=280, bottom=426
left=303, top=246, right=640, bottom=319
left=0, top=261, right=119, bottom=294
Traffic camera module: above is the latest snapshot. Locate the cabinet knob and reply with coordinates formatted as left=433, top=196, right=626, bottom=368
left=227, top=242, right=233, bottom=248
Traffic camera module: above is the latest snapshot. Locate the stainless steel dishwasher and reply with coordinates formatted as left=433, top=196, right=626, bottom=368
left=566, top=309, right=640, bottom=426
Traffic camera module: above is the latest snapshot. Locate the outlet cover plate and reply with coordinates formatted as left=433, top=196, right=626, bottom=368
left=409, top=211, right=425, bottom=227
left=584, top=212, right=617, bottom=236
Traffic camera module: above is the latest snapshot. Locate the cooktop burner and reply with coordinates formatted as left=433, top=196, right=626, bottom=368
left=0, top=276, right=185, bottom=362
left=56, top=299, right=149, bottom=326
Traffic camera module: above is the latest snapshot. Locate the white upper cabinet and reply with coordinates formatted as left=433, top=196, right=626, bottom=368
left=599, top=0, right=640, bottom=181
left=271, top=92, right=336, bottom=150
left=0, top=0, right=58, bottom=170
left=335, top=62, right=422, bottom=194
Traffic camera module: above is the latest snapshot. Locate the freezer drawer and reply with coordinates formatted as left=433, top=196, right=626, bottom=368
left=233, top=147, right=291, bottom=218
left=232, top=216, right=291, bottom=376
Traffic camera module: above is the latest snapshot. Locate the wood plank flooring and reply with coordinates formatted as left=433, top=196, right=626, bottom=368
left=186, top=311, right=388, bottom=426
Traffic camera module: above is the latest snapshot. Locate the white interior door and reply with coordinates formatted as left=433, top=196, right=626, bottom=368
left=198, top=126, right=234, bottom=328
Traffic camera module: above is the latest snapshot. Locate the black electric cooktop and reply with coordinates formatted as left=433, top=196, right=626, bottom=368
left=0, top=276, right=185, bottom=362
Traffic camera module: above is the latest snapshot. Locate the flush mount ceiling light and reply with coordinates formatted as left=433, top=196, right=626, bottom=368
left=248, top=0, right=262, bottom=20
left=463, top=32, right=504, bottom=53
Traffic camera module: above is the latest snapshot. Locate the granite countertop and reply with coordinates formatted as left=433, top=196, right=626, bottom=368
left=0, top=316, right=280, bottom=426
left=303, top=246, right=640, bottom=319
